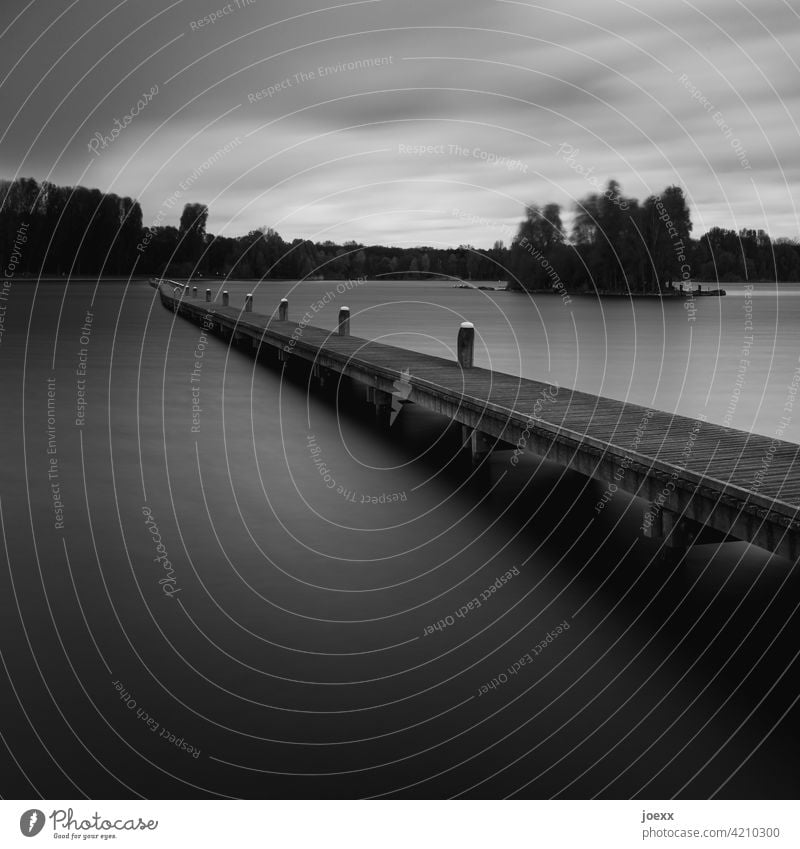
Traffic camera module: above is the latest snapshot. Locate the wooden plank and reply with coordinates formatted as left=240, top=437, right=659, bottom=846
left=162, top=288, right=800, bottom=520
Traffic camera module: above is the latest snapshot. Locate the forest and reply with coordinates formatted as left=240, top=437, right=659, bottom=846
left=2, top=176, right=799, bottom=290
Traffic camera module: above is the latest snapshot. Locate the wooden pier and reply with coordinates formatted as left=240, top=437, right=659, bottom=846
left=157, top=281, right=800, bottom=562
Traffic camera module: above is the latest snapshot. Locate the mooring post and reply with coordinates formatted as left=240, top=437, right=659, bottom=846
left=245, top=294, right=253, bottom=312
left=205, top=289, right=211, bottom=302
left=278, top=298, right=288, bottom=321
left=458, top=321, right=475, bottom=368
left=222, top=291, right=229, bottom=306
left=192, top=286, right=197, bottom=296
left=338, top=306, right=350, bottom=336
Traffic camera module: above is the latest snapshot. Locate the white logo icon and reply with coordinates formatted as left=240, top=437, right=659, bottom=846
left=390, top=369, right=412, bottom=425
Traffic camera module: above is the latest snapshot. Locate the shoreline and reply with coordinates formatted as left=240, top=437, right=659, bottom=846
left=4, top=275, right=733, bottom=296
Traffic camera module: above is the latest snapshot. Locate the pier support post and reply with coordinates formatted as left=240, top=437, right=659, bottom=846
left=642, top=507, right=697, bottom=559
left=245, top=294, right=253, bottom=312
left=338, top=307, right=350, bottom=336
left=367, top=387, right=393, bottom=428
left=279, top=298, right=288, bottom=321
left=376, top=389, right=392, bottom=428
left=458, top=322, right=474, bottom=368
left=222, top=291, right=229, bottom=306
left=205, top=289, right=211, bottom=302
left=461, top=425, right=493, bottom=467
left=311, top=362, right=328, bottom=389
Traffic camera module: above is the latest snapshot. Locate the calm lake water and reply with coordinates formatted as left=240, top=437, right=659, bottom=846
left=1, top=277, right=798, bottom=799
left=214, top=277, right=800, bottom=443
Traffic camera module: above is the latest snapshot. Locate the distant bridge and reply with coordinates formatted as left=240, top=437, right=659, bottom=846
left=156, top=280, right=800, bottom=563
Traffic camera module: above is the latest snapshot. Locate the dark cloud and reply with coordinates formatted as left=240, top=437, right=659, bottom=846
left=1, top=0, right=798, bottom=245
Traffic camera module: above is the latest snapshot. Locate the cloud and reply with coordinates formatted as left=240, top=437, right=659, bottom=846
left=2, top=0, right=798, bottom=245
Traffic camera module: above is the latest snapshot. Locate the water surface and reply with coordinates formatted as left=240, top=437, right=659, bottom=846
left=0, top=277, right=797, bottom=799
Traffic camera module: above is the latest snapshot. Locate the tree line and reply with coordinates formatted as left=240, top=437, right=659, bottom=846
left=508, top=180, right=800, bottom=292
left=2, top=176, right=799, bottom=289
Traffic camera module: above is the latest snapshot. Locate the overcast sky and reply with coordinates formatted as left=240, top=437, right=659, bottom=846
left=1, top=0, right=798, bottom=247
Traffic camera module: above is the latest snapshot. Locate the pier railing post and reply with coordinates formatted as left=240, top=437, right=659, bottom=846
left=222, top=291, right=229, bottom=306
left=278, top=298, right=288, bottom=321
left=245, top=294, right=253, bottom=312
left=338, top=306, right=350, bottom=336
left=205, top=289, right=211, bottom=302
left=458, top=321, right=474, bottom=368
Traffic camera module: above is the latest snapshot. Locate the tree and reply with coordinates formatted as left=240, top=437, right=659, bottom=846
left=178, top=203, right=208, bottom=267
left=510, top=202, right=564, bottom=290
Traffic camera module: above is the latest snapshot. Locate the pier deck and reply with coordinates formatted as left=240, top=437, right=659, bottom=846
left=158, top=282, right=800, bottom=562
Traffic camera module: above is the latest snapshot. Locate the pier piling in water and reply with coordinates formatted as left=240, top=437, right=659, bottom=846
left=245, top=294, right=253, bottom=312
left=205, top=289, right=211, bottom=302
left=278, top=298, right=288, bottom=321
left=155, top=282, right=800, bottom=565
left=462, top=425, right=493, bottom=467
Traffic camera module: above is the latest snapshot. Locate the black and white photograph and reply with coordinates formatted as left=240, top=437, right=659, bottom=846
left=0, top=0, right=799, bottom=839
